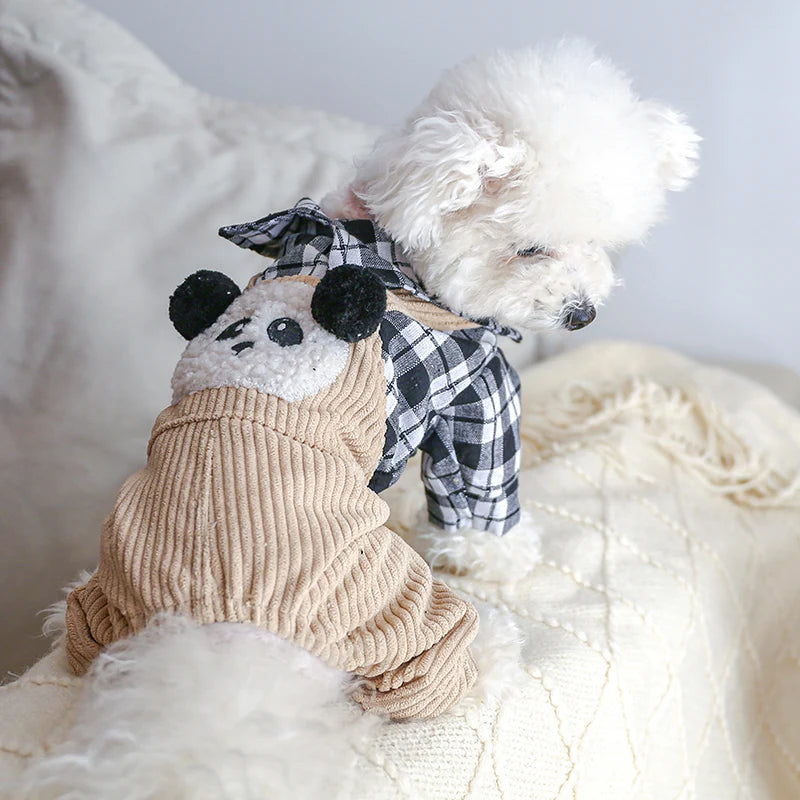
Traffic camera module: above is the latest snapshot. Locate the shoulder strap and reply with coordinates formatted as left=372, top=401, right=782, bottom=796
left=385, top=289, right=480, bottom=332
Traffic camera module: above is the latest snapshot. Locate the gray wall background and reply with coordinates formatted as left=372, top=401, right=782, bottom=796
left=83, top=0, right=800, bottom=372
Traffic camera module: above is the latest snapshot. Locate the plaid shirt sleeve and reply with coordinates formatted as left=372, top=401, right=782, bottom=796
left=419, top=350, right=522, bottom=535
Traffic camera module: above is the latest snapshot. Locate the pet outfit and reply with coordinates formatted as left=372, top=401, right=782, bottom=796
left=220, top=199, right=523, bottom=534
left=66, top=280, right=478, bottom=720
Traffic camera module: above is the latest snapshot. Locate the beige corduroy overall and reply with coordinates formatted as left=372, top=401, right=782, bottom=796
left=66, top=284, right=479, bottom=720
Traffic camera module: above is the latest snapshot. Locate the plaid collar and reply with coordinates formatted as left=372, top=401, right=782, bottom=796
left=218, top=199, right=522, bottom=341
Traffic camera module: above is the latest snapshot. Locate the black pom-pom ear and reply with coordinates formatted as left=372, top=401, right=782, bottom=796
left=169, top=270, right=241, bottom=340
left=311, top=266, right=387, bottom=343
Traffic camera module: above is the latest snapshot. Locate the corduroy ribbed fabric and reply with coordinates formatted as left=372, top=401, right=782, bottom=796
left=383, top=289, right=480, bottom=331
left=66, top=322, right=478, bottom=720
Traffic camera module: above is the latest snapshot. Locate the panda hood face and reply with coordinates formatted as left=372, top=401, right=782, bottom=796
left=169, top=269, right=387, bottom=406
left=171, top=279, right=351, bottom=404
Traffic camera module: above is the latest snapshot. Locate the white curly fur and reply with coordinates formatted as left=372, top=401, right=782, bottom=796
left=400, top=508, right=543, bottom=584
left=9, top=615, right=380, bottom=800
left=11, top=589, right=525, bottom=799
left=461, top=604, right=525, bottom=710
left=324, top=39, right=699, bottom=332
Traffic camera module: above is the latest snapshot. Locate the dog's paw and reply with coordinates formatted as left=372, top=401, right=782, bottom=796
left=457, top=604, right=525, bottom=715
left=405, top=509, right=542, bottom=584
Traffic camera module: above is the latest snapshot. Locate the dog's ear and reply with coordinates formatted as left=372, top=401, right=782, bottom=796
left=169, top=270, right=241, bottom=340
left=355, top=114, right=525, bottom=250
left=643, top=102, right=701, bottom=192
left=311, top=266, right=387, bottom=342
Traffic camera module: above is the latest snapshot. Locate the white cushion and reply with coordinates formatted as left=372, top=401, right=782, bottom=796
left=0, top=0, right=379, bottom=673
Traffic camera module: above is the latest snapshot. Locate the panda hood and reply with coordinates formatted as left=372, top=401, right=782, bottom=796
left=170, top=278, right=352, bottom=405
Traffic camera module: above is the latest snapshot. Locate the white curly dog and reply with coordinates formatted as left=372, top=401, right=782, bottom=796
left=326, top=39, right=699, bottom=334
left=325, top=39, right=699, bottom=580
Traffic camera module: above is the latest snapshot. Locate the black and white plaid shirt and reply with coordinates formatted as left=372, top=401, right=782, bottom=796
left=219, top=199, right=522, bottom=534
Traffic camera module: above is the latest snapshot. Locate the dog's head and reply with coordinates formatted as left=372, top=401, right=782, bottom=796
left=337, top=40, right=699, bottom=331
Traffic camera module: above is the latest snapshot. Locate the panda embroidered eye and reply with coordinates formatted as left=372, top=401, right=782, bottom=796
left=216, top=317, right=251, bottom=341
left=267, top=317, right=303, bottom=347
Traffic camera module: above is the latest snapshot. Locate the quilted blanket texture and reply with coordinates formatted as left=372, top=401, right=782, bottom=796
left=1, top=342, right=799, bottom=799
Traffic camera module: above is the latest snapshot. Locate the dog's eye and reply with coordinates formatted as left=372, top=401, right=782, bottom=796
left=517, top=246, right=547, bottom=258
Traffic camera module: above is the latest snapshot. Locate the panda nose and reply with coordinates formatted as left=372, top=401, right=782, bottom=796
left=268, top=317, right=304, bottom=346
left=563, top=303, right=596, bottom=331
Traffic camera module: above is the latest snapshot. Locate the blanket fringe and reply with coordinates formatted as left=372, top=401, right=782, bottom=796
left=521, top=378, right=800, bottom=508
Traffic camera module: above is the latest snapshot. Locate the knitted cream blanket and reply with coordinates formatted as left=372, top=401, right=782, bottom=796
left=3, top=343, right=799, bottom=800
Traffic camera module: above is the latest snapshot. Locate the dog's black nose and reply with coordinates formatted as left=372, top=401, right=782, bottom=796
left=563, top=303, right=596, bottom=330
